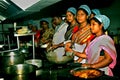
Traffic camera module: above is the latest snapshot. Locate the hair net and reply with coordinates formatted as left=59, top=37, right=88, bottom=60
left=79, top=5, right=91, bottom=17
left=28, top=20, right=34, bottom=25
left=94, top=15, right=110, bottom=30
left=67, top=7, right=77, bottom=15
left=92, top=9, right=101, bottom=15
left=40, top=18, right=49, bottom=23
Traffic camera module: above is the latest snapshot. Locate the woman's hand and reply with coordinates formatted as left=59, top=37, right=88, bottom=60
left=51, top=44, right=59, bottom=50
left=65, top=42, right=72, bottom=52
left=82, top=63, right=93, bottom=68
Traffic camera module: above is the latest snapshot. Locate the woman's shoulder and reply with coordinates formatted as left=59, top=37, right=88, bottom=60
left=98, top=35, right=114, bottom=43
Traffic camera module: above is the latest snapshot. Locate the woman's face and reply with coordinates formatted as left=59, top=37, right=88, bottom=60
left=41, top=22, right=49, bottom=30
left=76, top=10, right=88, bottom=24
left=66, top=11, right=75, bottom=23
left=90, top=19, right=102, bottom=34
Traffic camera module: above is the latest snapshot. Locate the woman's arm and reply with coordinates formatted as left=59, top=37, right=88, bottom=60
left=82, top=50, right=113, bottom=68
left=73, top=51, right=87, bottom=59
left=91, top=50, right=113, bottom=68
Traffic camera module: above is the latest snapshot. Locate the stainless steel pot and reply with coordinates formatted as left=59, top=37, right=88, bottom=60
left=24, top=59, right=42, bottom=76
left=24, top=59, right=42, bottom=68
left=0, top=49, right=25, bottom=68
left=4, top=64, right=36, bottom=80
left=46, top=51, right=73, bottom=64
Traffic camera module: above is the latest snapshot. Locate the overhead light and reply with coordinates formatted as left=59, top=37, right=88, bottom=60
left=3, top=0, right=10, bottom=5
left=11, top=0, right=40, bottom=11
left=0, top=15, right=6, bottom=21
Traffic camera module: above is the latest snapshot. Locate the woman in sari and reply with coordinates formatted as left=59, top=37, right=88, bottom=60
left=74, top=15, right=117, bottom=76
left=65, top=5, right=93, bottom=63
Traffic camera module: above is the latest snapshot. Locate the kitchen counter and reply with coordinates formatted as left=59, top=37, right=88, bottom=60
left=35, top=60, right=119, bottom=80
left=0, top=60, right=119, bottom=80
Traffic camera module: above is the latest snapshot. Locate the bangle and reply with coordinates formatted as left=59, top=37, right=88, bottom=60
left=64, top=40, right=71, bottom=44
left=88, top=64, right=93, bottom=68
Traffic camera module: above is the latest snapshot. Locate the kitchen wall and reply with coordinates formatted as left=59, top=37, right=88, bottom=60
left=0, top=0, right=120, bottom=44
left=100, top=0, right=120, bottom=35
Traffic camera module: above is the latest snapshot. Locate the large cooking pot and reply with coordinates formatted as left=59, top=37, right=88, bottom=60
left=24, top=59, right=42, bottom=76
left=0, top=49, right=25, bottom=68
left=24, top=59, right=42, bottom=68
left=4, top=64, right=36, bottom=80
left=46, top=51, right=73, bottom=64
left=70, top=67, right=104, bottom=80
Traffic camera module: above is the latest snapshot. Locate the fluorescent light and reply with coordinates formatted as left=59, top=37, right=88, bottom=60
left=3, top=0, right=10, bottom=5
left=11, top=0, right=40, bottom=10
left=0, top=15, right=6, bottom=21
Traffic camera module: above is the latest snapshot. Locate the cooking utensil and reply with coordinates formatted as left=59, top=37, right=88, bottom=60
left=24, top=59, right=42, bottom=68
left=46, top=51, right=73, bottom=64
left=24, top=59, right=43, bottom=76
left=70, top=67, right=104, bottom=80
left=0, top=49, right=25, bottom=68
left=4, top=64, right=36, bottom=80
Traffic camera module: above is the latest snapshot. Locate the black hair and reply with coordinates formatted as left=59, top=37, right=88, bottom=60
left=91, top=12, right=95, bottom=15
left=52, top=14, right=62, bottom=19
left=66, top=11, right=76, bottom=16
left=90, top=17, right=106, bottom=32
left=77, top=8, right=88, bottom=16
left=40, top=20, right=49, bottom=24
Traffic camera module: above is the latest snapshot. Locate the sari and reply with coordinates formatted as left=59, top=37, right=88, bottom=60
left=72, top=25, right=92, bottom=63
left=85, top=35, right=117, bottom=76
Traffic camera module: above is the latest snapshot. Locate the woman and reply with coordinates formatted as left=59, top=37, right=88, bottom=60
left=39, top=18, right=54, bottom=44
left=64, top=7, right=78, bottom=40
left=51, top=7, right=78, bottom=52
left=65, top=5, right=93, bottom=63
left=89, top=9, right=101, bottom=19
left=76, top=15, right=117, bottom=76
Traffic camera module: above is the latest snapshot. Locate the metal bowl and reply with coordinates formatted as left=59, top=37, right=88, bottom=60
left=46, top=51, right=73, bottom=64
left=24, top=59, right=42, bottom=68
left=24, top=59, right=43, bottom=76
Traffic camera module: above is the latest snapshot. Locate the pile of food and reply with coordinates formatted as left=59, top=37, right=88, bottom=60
left=70, top=67, right=103, bottom=79
left=17, top=27, right=30, bottom=34
left=73, top=69, right=101, bottom=78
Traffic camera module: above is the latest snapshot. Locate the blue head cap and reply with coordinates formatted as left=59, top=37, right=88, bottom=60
left=67, top=7, right=77, bottom=15
left=79, top=5, right=91, bottom=17
left=94, top=15, right=110, bottom=30
left=28, top=20, right=34, bottom=25
left=92, top=9, right=101, bottom=15
left=40, top=18, right=49, bottom=24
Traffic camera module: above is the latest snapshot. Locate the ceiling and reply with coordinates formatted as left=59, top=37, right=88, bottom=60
left=0, top=0, right=61, bottom=23
left=0, top=0, right=115, bottom=23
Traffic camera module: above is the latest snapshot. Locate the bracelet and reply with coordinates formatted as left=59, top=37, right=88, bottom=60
left=88, top=64, right=93, bottom=68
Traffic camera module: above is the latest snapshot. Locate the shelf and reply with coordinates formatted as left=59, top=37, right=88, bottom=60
left=14, top=33, right=36, bottom=37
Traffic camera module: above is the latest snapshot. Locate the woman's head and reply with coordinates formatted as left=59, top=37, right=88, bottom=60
left=40, top=18, right=49, bottom=30
left=90, top=15, right=110, bottom=34
left=76, top=5, right=91, bottom=24
left=90, top=9, right=101, bottom=19
left=66, top=7, right=77, bottom=23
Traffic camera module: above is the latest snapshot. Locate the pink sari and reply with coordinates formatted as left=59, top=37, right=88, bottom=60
left=85, top=35, right=117, bottom=76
